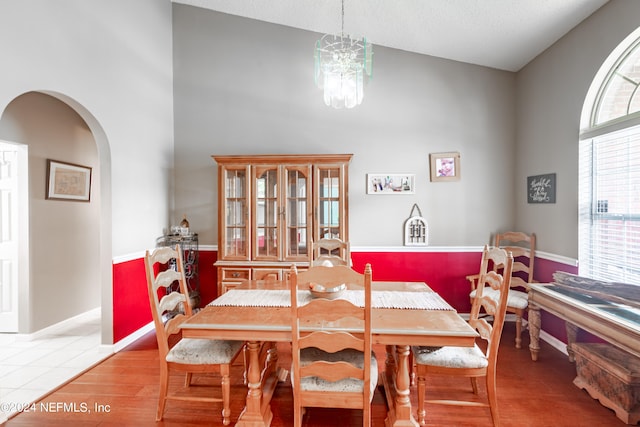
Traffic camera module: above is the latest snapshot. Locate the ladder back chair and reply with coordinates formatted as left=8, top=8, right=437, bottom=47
left=413, top=246, right=513, bottom=427
left=145, top=245, right=244, bottom=425
left=468, top=231, right=535, bottom=348
left=289, top=263, right=377, bottom=427
left=310, top=238, right=351, bottom=266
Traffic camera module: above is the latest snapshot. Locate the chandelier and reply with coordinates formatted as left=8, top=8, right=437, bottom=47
left=314, top=0, right=373, bottom=109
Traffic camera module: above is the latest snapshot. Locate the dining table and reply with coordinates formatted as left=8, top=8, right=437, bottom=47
left=180, top=279, right=478, bottom=427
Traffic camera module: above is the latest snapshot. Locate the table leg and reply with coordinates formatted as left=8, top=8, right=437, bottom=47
left=565, top=322, right=578, bottom=363
left=383, top=344, right=418, bottom=427
left=528, top=302, right=541, bottom=361
left=235, top=341, right=275, bottom=427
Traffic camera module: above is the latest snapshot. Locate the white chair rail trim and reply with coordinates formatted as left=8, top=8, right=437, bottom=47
left=113, top=246, right=577, bottom=267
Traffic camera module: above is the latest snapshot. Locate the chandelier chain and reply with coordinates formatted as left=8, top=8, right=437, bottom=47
left=341, top=0, right=345, bottom=38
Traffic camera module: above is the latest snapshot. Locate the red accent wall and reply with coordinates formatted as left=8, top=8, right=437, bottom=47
left=352, top=251, right=481, bottom=312
left=198, top=250, right=219, bottom=305
left=111, top=249, right=584, bottom=345
left=112, top=258, right=151, bottom=343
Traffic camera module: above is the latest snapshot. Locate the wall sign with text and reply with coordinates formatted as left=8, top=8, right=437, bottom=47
left=527, top=173, right=556, bottom=204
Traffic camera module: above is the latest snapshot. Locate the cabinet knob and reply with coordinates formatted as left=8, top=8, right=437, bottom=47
left=232, top=272, right=240, bottom=278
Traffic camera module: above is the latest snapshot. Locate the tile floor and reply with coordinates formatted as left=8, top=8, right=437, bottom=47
left=0, top=311, right=111, bottom=423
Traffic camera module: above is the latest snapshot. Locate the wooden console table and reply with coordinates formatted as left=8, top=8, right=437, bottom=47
left=528, top=283, right=640, bottom=362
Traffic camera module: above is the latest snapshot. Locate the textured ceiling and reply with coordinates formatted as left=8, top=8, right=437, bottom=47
left=172, top=0, right=609, bottom=72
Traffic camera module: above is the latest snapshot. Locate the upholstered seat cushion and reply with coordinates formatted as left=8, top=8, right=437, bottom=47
left=412, top=344, right=488, bottom=369
left=166, top=338, right=244, bottom=365
left=469, top=288, right=528, bottom=309
left=292, top=348, right=378, bottom=397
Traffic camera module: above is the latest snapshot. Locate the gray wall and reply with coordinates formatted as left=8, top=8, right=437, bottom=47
left=0, top=0, right=175, bottom=337
left=172, top=6, right=517, bottom=248
left=515, top=0, right=640, bottom=259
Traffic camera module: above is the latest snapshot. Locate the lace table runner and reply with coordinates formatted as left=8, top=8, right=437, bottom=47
left=208, top=289, right=454, bottom=311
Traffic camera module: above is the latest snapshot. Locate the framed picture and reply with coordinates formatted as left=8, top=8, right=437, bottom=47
left=367, top=174, right=415, bottom=194
left=430, top=152, right=460, bottom=182
left=46, top=159, right=92, bottom=202
left=527, top=173, right=556, bottom=203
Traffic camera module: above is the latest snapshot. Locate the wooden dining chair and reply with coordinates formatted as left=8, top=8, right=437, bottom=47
left=412, top=245, right=513, bottom=427
left=145, top=245, right=244, bottom=425
left=289, top=263, right=377, bottom=427
left=467, top=231, right=535, bottom=348
left=310, top=238, right=351, bottom=266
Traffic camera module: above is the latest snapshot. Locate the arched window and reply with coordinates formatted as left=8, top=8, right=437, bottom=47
left=579, top=33, right=640, bottom=284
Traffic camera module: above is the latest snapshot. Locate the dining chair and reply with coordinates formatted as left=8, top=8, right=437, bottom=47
left=145, top=245, right=244, bottom=425
left=289, top=263, right=377, bottom=427
left=467, top=231, right=535, bottom=348
left=412, top=245, right=513, bottom=427
left=310, top=238, right=351, bottom=266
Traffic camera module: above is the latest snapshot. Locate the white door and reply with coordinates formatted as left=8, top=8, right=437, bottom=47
left=0, top=142, right=20, bottom=332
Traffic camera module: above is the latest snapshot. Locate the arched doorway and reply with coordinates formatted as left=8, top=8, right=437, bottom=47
left=0, top=91, right=113, bottom=344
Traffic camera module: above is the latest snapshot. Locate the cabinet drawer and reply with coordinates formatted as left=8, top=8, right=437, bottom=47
left=221, top=268, right=250, bottom=281
left=221, top=281, right=241, bottom=294
left=253, top=269, right=282, bottom=281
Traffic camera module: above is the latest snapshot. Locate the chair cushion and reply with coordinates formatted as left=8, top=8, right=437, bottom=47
left=166, top=338, right=244, bottom=365
left=469, top=288, right=529, bottom=309
left=292, top=348, right=378, bottom=397
left=412, top=344, right=488, bottom=369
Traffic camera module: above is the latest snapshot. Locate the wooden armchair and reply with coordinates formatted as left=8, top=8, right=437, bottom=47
left=289, top=263, right=376, bottom=427
left=145, top=245, right=244, bottom=425
left=413, top=246, right=513, bottom=426
left=468, top=231, right=535, bottom=348
left=310, top=238, right=351, bottom=266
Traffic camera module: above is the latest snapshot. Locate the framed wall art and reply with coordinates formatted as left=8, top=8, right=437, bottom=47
left=366, top=174, right=415, bottom=194
left=430, top=152, right=460, bottom=182
left=46, top=159, right=92, bottom=202
left=527, top=173, right=556, bottom=203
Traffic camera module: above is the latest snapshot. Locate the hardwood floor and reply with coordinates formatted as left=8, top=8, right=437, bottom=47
left=4, top=325, right=623, bottom=426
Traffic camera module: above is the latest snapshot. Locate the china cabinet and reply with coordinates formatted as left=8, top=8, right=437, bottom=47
left=213, top=154, right=351, bottom=295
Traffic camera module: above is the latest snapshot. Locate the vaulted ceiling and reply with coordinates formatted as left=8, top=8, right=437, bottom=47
left=172, top=0, right=609, bottom=72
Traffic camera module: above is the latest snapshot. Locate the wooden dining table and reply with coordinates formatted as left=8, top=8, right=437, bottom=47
left=180, top=279, right=477, bottom=427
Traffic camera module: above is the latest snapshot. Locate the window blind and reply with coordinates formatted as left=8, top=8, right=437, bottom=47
left=579, top=124, right=640, bottom=285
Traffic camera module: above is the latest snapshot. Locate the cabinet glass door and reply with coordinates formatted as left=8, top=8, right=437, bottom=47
left=284, top=165, right=311, bottom=261
left=254, top=166, right=279, bottom=260
left=315, top=165, right=344, bottom=240
left=221, top=165, right=250, bottom=260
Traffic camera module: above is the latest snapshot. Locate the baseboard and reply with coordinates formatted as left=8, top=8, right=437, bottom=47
left=538, top=329, right=569, bottom=355
left=16, top=307, right=101, bottom=341
left=113, top=322, right=155, bottom=353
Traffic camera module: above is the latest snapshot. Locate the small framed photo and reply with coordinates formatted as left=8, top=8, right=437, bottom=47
left=46, top=159, right=92, bottom=202
left=430, top=152, right=461, bottom=182
left=367, top=174, right=415, bottom=194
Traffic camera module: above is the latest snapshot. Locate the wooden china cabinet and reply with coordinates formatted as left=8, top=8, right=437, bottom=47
left=212, top=154, right=352, bottom=295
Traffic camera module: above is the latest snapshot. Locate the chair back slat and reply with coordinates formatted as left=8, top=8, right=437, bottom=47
left=158, top=291, right=187, bottom=314
left=299, top=331, right=364, bottom=353
left=300, top=361, right=364, bottom=382
left=154, top=269, right=182, bottom=291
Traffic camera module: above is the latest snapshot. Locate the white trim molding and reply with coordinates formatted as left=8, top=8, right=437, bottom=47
left=352, top=245, right=483, bottom=253
left=535, top=250, right=578, bottom=267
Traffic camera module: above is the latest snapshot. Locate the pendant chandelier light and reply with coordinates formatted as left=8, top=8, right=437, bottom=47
left=314, top=0, right=373, bottom=109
